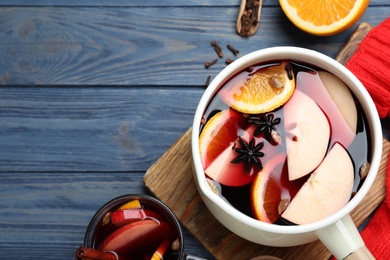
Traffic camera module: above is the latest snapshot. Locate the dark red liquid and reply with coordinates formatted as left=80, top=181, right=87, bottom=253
left=200, top=61, right=371, bottom=224
left=91, top=201, right=181, bottom=260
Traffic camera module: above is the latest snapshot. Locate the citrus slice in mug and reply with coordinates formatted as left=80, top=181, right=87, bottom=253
left=117, top=199, right=142, bottom=210
left=199, top=108, right=261, bottom=186
left=199, top=109, right=247, bottom=168
left=250, top=153, right=297, bottom=223
left=219, top=61, right=295, bottom=114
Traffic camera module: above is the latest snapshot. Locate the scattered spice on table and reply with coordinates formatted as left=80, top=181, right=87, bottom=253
left=204, top=59, right=218, bottom=69
left=203, top=41, right=241, bottom=87
left=226, top=58, right=235, bottom=64
left=227, top=44, right=240, bottom=56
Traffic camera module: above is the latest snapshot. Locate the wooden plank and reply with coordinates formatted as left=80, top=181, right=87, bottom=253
left=0, top=171, right=214, bottom=259
left=0, top=0, right=386, bottom=7
left=0, top=87, right=202, bottom=172
left=336, top=22, right=373, bottom=65
left=0, top=0, right=241, bottom=7
left=0, top=7, right=389, bottom=86
left=0, top=171, right=144, bottom=258
left=144, top=23, right=390, bottom=259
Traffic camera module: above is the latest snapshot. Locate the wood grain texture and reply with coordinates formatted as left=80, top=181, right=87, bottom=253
left=0, top=0, right=386, bottom=6
left=0, top=2, right=389, bottom=259
left=0, top=87, right=203, bottom=172
left=144, top=23, right=390, bottom=259
left=0, top=171, right=213, bottom=259
left=0, top=171, right=144, bottom=258
left=345, top=246, right=374, bottom=260
left=336, top=22, right=373, bottom=65
left=0, top=6, right=388, bottom=86
left=0, top=0, right=243, bottom=7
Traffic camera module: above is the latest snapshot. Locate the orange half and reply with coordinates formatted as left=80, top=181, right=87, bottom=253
left=279, top=0, right=369, bottom=36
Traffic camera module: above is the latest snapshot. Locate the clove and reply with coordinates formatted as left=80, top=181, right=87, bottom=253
left=204, top=59, right=218, bottom=69
left=211, top=40, right=222, bottom=52
left=211, top=40, right=224, bottom=58
left=227, top=44, right=240, bottom=56
left=226, top=58, right=235, bottom=65
left=214, top=47, right=224, bottom=58
left=285, top=63, right=293, bottom=80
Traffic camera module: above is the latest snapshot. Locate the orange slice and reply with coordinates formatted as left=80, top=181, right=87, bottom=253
left=117, top=199, right=142, bottom=210
left=250, top=153, right=290, bottom=223
left=199, top=109, right=246, bottom=168
left=279, top=0, right=369, bottom=36
left=219, top=61, right=295, bottom=114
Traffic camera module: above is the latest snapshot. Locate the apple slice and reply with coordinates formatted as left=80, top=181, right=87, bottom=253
left=281, top=143, right=354, bottom=225
left=100, top=219, right=172, bottom=255
left=204, top=126, right=279, bottom=186
left=297, top=71, right=356, bottom=148
left=107, top=209, right=163, bottom=227
left=205, top=141, right=254, bottom=187
left=318, top=71, right=357, bottom=134
left=284, top=89, right=330, bottom=180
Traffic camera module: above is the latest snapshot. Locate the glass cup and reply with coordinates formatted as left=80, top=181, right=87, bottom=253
left=191, top=47, right=383, bottom=259
left=82, top=194, right=206, bottom=260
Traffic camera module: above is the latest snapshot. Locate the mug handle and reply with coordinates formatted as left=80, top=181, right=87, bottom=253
left=314, top=214, right=374, bottom=260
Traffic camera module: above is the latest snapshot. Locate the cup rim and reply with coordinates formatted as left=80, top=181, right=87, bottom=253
left=83, top=194, right=185, bottom=257
left=191, top=46, right=383, bottom=234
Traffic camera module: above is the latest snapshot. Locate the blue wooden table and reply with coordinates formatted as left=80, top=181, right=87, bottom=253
left=0, top=1, right=389, bottom=259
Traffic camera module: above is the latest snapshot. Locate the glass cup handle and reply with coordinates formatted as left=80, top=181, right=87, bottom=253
left=314, top=214, right=374, bottom=260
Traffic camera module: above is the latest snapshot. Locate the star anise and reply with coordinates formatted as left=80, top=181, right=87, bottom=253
left=231, top=136, right=264, bottom=174
left=248, top=113, right=281, bottom=141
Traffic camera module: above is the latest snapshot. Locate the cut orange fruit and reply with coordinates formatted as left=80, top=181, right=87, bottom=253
left=279, top=0, right=369, bottom=36
left=199, top=108, right=262, bottom=186
left=199, top=109, right=246, bottom=168
left=117, top=199, right=142, bottom=210
left=250, top=153, right=297, bottom=223
left=219, top=61, right=295, bottom=114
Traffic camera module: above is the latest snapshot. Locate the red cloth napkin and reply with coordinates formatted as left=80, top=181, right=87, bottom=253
left=344, top=17, right=390, bottom=259
left=346, top=18, right=390, bottom=119
left=358, top=162, right=390, bottom=258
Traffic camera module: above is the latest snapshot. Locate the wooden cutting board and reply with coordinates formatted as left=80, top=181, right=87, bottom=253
left=144, top=22, right=390, bottom=259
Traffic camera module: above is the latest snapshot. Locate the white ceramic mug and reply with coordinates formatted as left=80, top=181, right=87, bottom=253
left=191, top=47, right=382, bottom=259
